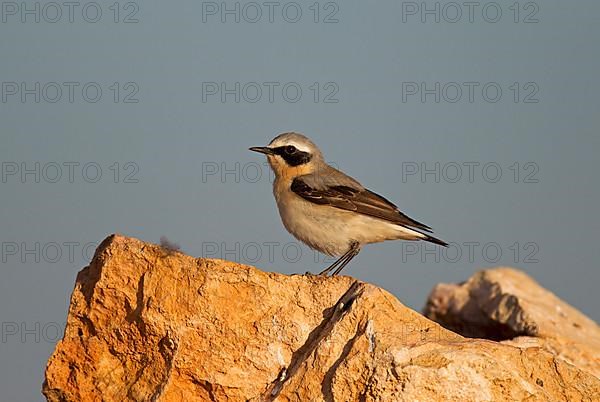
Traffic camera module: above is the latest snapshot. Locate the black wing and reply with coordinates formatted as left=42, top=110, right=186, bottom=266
left=291, top=177, right=433, bottom=233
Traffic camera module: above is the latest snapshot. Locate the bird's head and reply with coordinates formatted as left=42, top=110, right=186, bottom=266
left=250, top=132, right=325, bottom=180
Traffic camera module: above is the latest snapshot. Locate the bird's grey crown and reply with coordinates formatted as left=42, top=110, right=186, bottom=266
left=268, top=132, right=321, bottom=156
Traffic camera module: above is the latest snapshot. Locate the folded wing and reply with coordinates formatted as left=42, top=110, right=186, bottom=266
left=291, top=177, right=433, bottom=233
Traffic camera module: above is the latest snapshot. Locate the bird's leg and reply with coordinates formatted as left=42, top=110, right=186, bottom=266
left=318, top=247, right=354, bottom=276
left=331, top=243, right=361, bottom=276
left=318, top=242, right=360, bottom=276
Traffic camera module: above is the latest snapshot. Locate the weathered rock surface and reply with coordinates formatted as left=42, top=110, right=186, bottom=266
left=44, top=235, right=600, bottom=401
left=424, top=267, right=600, bottom=379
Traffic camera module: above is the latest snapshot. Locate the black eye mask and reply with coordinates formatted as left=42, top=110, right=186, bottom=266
left=272, top=146, right=312, bottom=166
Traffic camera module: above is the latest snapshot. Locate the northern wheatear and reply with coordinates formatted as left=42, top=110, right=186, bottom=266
left=250, top=132, right=447, bottom=276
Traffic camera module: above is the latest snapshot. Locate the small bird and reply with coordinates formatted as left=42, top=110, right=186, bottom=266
left=250, top=132, right=447, bottom=276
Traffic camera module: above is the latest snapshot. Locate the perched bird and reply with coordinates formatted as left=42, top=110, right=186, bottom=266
left=250, top=132, right=447, bottom=276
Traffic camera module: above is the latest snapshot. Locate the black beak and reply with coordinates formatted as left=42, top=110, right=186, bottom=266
left=249, top=146, right=275, bottom=155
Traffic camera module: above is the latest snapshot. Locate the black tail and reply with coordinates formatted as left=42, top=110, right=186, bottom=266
left=422, top=234, right=448, bottom=247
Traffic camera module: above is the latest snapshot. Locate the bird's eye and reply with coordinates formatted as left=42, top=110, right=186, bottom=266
left=284, top=145, right=297, bottom=154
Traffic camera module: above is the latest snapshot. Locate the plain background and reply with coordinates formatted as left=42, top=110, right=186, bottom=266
left=1, top=1, right=599, bottom=400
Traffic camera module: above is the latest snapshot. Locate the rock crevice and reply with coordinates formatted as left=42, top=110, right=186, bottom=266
left=261, top=280, right=364, bottom=401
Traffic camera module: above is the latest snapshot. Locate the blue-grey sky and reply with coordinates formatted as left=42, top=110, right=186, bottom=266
left=1, top=1, right=599, bottom=400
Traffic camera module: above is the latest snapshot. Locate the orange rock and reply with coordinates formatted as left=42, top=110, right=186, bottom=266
left=424, top=267, right=600, bottom=379
left=43, top=235, right=600, bottom=401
